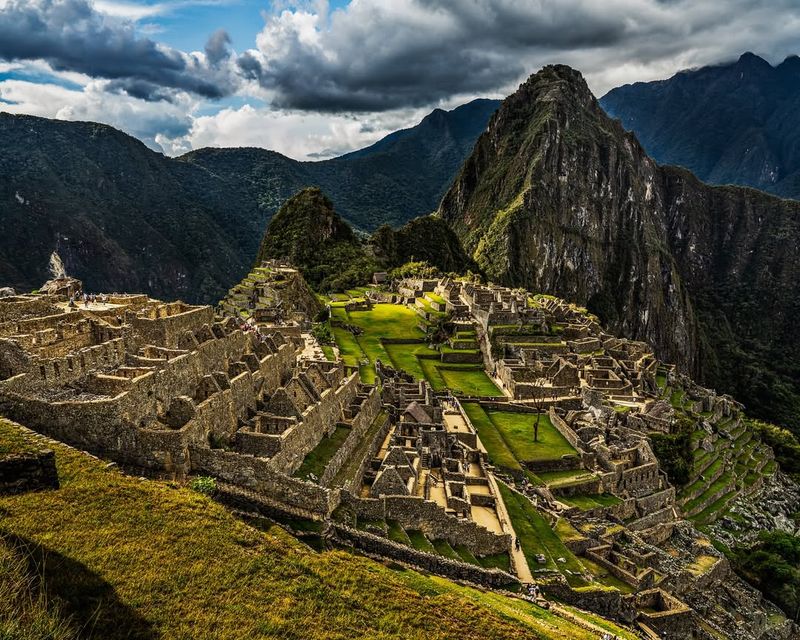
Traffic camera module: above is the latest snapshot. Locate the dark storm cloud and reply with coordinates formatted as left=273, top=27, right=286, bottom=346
left=0, top=0, right=236, bottom=98
left=205, top=29, right=232, bottom=67
left=250, top=0, right=800, bottom=112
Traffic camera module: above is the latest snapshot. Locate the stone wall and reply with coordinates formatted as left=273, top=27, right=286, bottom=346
left=338, top=491, right=510, bottom=557
left=0, top=450, right=58, bottom=494
left=320, top=387, right=382, bottom=487
left=190, top=446, right=337, bottom=517
left=267, top=372, right=361, bottom=474
left=548, top=408, right=581, bottom=451
left=327, top=523, right=518, bottom=589
left=131, top=305, right=214, bottom=349
left=347, top=415, right=392, bottom=494
left=542, top=580, right=637, bottom=624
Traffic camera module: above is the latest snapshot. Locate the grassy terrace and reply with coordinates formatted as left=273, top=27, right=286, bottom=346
left=293, top=423, right=352, bottom=481
left=0, top=421, right=39, bottom=456
left=559, top=493, right=622, bottom=510
left=0, top=420, right=637, bottom=640
left=461, top=403, right=576, bottom=467
left=497, top=483, right=588, bottom=586
left=386, top=521, right=512, bottom=574
left=329, top=411, right=387, bottom=489
left=330, top=302, right=501, bottom=396
left=421, top=360, right=502, bottom=396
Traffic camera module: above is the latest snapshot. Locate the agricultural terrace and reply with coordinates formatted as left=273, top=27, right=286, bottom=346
left=328, top=301, right=500, bottom=395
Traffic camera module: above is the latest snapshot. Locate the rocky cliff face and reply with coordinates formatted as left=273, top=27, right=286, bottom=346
left=601, top=53, right=800, bottom=200
left=439, top=65, right=800, bottom=431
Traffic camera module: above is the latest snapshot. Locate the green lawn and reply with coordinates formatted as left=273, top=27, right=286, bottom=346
left=406, top=529, right=437, bottom=553
left=383, top=342, right=438, bottom=380
left=329, top=302, right=501, bottom=397
left=497, top=483, right=588, bottom=586
left=293, top=424, right=352, bottom=481
left=347, top=304, right=425, bottom=340
left=485, top=411, right=575, bottom=463
left=559, top=493, right=622, bottom=510
left=462, top=403, right=521, bottom=471
left=419, top=360, right=501, bottom=397
left=321, top=344, right=335, bottom=361
left=438, top=366, right=502, bottom=397
left=460, top=404, right=576, bottom=470
left=330, top=304, right=429, bottom=384
left=536, top=469, right=596, bottom=488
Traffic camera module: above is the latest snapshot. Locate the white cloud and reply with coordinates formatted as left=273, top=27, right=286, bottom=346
left=160, top=102, right=432, bottom=159
left=0, top=75, right=196, bottom=150
left=3, top=0, right=800, bottom=159
left=93, top=0, right=234, bottom=21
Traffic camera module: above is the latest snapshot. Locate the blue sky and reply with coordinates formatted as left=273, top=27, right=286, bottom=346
left=0, top=0, right=797, bottom=159
left=151, top=1, right=350, bottom=52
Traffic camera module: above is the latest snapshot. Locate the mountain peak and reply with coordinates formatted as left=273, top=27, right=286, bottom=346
left=735, top=51, right=771, bottom=69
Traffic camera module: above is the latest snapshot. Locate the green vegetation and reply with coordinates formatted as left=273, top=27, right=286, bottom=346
left=733, top=531, right=800, bottom=622
left=406, top=529, right=436, bottom=554
left=256, top=187, right=377, bottom=292
left=0, top=419, right=633, bottom=640
left=371, top=215, right=477, bottom=275
left=497, top=483, right=587, bottom=586
left=189, top=476, right=217, bottom=496
left=0, top=423, right=37, bottom=456
left=294, top=424, right=352, bottom=481
left=460, top=403, right=576, bottom=471
left=330, top=303, right=500, bottom=396
left=536, top=469, right=596, bottom=488
left=0, top=539, right=79, bottom=640
left=433, top=365, right=502, bottom=397
left=462, top=403, right=520, bottom=471
left=484, top=410, right=575, bottom=463
left=650, top=426, right=692, bottom=486
left=752, top=419, right=800, bottom=478
left=559, top=494, right=622, bottom=510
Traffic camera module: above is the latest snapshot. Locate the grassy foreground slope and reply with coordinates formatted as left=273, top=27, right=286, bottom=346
left=0, top=421, right=636, bottom=640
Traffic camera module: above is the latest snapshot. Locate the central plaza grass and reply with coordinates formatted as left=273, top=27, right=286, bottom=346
left=330, top=303, right=501, bottom=397
left=0, top=420, right=637, bottom=640
left=461, top=403, right=576, bottom=468
left=462, top=402, right=521, bottom=471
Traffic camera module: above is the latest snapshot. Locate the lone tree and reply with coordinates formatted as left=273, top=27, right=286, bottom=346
left=531, top=377, right=548, bottom=442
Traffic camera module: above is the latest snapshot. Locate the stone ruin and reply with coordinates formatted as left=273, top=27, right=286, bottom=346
left=1, top=265, right=797, bottom=640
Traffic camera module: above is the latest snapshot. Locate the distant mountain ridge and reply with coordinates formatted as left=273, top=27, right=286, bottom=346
left=0, top=99, right=499, bottom=301
left=181, top=98, right=501, bottom=231
left=600, top=52, right=800, bottom=199
left=440, top=65, right=800, bottom=432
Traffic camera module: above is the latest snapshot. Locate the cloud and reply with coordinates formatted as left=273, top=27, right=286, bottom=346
left=159, top=102, right=432, bottom=159
left=245, top=0, right=800, bottom=109
left=0, top=0, right=240, bottom=99
left=2, top=0, right=800, bottom=161
left=0, top=74, right=196, bottom=149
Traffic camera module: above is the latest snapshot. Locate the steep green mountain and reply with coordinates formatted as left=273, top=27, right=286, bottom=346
left=183, top=98, right=500, bottom=231
left=255, top=187, right=376, bottom=292
left=0, top=100, right=498, bottom=302
left=371, top=215, right=477, bottom=274
left=439, top=65, right=800, bottom=432
left=0, top=113, right=261, bottom=304
left=600, top=53, right=800, bottom=199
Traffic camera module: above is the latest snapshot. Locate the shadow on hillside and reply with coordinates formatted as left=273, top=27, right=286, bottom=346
left=5, top=533, right=157, bottom=640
